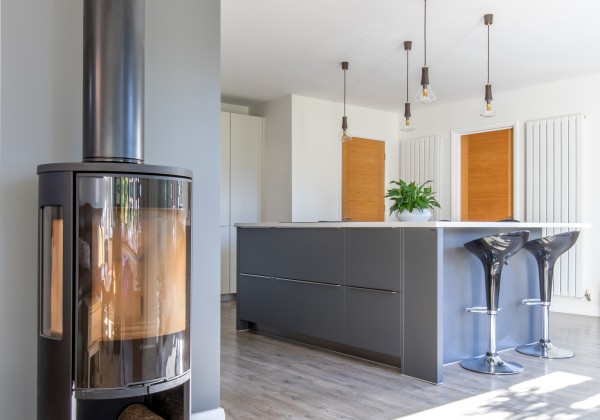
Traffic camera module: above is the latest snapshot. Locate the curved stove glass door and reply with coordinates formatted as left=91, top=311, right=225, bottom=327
left=75, top=174, right=191, bottom=392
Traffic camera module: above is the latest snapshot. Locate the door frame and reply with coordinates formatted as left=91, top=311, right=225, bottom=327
left=450, top=120, right=523, bottom=221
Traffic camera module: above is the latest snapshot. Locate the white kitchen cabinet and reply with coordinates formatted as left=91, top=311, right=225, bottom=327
left=221, top=112, right=263, bottom=294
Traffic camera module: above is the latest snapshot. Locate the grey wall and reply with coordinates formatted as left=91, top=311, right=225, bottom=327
left=0, top=0, right=221, bottom=417
left=146, top=0, right=221, bottom=414
left=0, top=1, right=81, bottom=418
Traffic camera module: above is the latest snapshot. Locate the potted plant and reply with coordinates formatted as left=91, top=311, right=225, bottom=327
left=385, top=180, right=440, bottom=221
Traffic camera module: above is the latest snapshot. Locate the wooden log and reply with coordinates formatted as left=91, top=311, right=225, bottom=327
left=117, top=404, right=165, bottom=420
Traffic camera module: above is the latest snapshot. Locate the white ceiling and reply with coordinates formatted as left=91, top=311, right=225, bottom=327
left=221, top=0, right=600, bottom=114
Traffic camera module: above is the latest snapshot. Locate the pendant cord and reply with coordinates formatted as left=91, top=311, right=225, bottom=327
left=424, top=0, right=427, bottom=67
left=343, top=68, right=347, bottom=116
left=487, top=23, right=490, bottom=84
left=406, top=48, right=409, bottom=103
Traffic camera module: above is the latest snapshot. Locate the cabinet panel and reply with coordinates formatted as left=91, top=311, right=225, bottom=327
left=222, top=113, right=264, bottom=295
left=238, top=274, right=276, bottom=325
left=229, top=227, right=237, bottom=293
left=274, top=228, right=344, bottom=284
left=220, top=112, right=231, bottom=226
left=345, top=287, right=401, bottom=357
left=275, top=279, right=344, bottom=343
left=237, top=227, right=274, bottom=276
left=230, top=113, right=263, bottom=224
left=345, top=228, right=402, bottom=291
left=403, top=227, right=441, bottom=384
left=220, top=226, right=230, bottom=294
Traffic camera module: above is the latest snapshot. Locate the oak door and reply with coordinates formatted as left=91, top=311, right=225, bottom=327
left=460, top=128, right=513, bottom=221
left=342, top=137, right=385, bottom=222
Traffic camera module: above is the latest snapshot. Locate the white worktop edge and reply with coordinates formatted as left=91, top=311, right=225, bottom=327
left=235, top=221, right=590, bottom=229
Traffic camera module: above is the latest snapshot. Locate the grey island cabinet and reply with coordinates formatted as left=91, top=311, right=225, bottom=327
left=236, top=221, right=585, bottom=384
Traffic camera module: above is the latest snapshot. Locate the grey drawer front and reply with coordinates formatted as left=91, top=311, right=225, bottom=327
left=274, top=228, right=344, bottom=285
left=345, top=287, right=401, bottom=357
left=238, top=274, right=276, bottom=325
left=275, top=278, right=344, bottom=343
left=345, top=228, right=402, bottom=291
left=238, top=228, right=274, bottom=276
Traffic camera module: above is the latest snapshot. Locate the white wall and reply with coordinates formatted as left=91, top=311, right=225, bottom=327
left=290, top=95, right=400, bottom=222
left=251, top=96, right=293, bottom=222
left=0, top=1, right=221, bottom=417
left=254, top=95, right=400, bottom=222
left=402, top=73, right=600, bottom=316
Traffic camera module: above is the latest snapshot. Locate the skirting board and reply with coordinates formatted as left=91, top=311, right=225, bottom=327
left=191, top=407, right=225, bottom=420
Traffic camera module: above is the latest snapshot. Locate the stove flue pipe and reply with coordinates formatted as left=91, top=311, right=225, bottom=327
left=83, top=0, right=144, bottom=163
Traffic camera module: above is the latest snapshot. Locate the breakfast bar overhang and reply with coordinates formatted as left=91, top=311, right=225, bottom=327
left=235, top=222, right=585, bottom=384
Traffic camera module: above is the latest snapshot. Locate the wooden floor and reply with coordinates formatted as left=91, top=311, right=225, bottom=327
left=221, top=301, right=600, bottom=419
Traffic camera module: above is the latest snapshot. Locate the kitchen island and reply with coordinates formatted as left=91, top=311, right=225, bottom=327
left=235, top=221, right=584, bottom=384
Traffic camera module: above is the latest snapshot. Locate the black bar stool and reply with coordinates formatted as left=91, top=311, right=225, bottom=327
left=516, top=231, right=580, bottom=359
left=461, top=230, right=530, bottom=375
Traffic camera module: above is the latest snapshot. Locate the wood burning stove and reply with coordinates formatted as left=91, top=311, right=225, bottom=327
left=38, top=164, right=191, bottom=419
left=37, top=1, right=191, bottom=418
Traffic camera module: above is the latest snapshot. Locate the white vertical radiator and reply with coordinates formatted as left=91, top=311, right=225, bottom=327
left=525, top=114, right=584, bottom=298
left=399, top=136, right=442, bottom=220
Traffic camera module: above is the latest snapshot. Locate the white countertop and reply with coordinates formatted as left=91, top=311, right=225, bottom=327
left=236, top=221, right=590, bottom=229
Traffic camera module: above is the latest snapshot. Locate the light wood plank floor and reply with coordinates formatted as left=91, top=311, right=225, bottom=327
left=221, top=301, right=600, bottom=419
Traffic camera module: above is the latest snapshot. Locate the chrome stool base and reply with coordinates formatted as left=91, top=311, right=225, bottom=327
left=460, top=353, right=524, bottom=375
left=516, top=341, right=574, bottom=359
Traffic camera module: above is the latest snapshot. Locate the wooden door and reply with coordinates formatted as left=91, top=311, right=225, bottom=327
left=342, top=137, right=385, bottom=221
left=461, top=128, right=513, bottom=221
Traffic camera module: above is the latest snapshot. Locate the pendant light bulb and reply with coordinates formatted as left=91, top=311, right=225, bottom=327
left=415, top=0, right=436, bottom=104
left=480, top=14, right=497, bottom=117
left=339, top=61, right=353, bottom=142
left=401, top=103, right=416, bottom=132
left=415, top=67, right=436, bottom=104
left=401, top=41, right=416, bottom=132
left=480, top=84, right=497, bottom=117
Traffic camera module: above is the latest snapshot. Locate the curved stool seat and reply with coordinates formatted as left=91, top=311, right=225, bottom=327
left=460, top=230, right=530, bottom=375
left=516, top=231, right=580, bottom=359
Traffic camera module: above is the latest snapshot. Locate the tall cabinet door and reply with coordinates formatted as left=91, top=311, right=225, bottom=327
left=220, top=113, right=231, bottom=294
left=230, top=114, right=263, bottom=223
left=229, top=113, right=263, bottom=293
left=220, top=113, right=231, bottom=226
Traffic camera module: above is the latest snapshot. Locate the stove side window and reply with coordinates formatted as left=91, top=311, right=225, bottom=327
left=40, top=206, right=63, bottom=339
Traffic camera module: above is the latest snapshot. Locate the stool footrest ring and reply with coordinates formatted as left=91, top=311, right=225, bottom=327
left=466, top=307, right=501, bottom=314
left=522, top=298, right=542, bottom=306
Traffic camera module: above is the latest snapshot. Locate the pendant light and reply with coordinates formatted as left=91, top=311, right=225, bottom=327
left=339, top=61, right=353, bottom=142
left=480, top=14, right=497, bottom=117
left=415, top=0, right=436, bottom=103
left=401, top=41, right=416, bottom=132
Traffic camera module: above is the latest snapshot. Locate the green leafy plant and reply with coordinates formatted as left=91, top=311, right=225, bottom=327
left=385, top=180, right=441, bottom=216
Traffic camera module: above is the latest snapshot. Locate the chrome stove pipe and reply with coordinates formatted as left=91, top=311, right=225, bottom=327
left=83, top=0, right=145, bottom=163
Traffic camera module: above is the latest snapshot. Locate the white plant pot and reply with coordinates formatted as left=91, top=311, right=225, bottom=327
left=395, top=208, right=432, bottom=222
